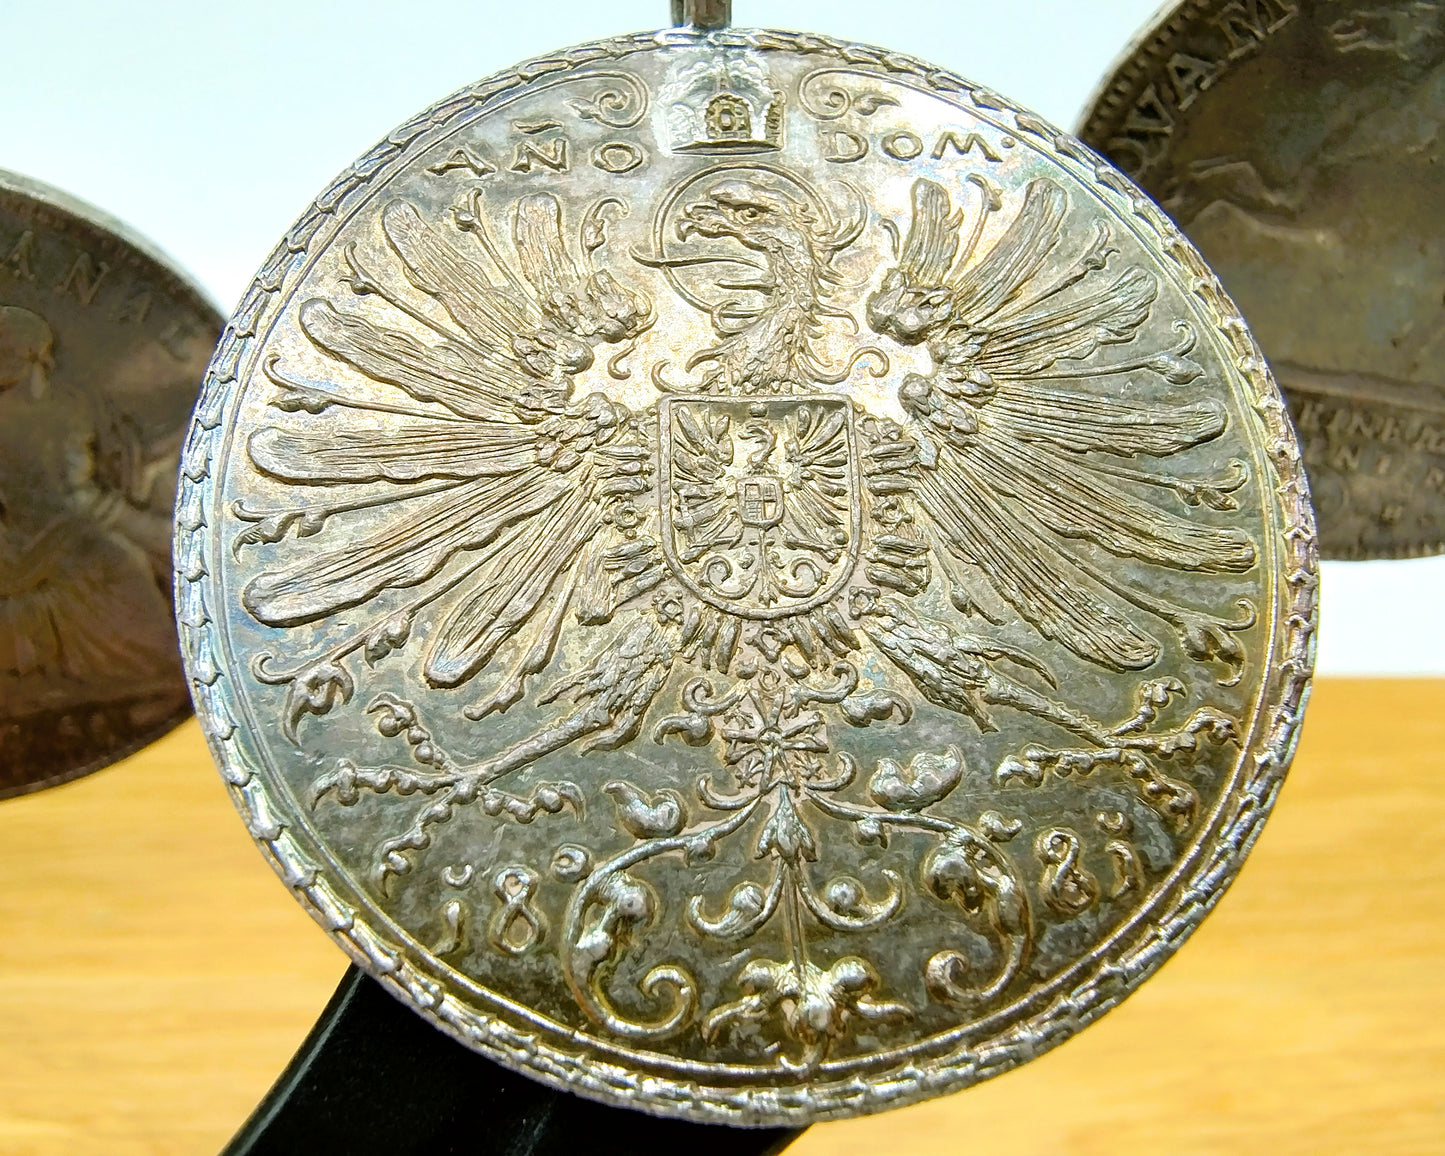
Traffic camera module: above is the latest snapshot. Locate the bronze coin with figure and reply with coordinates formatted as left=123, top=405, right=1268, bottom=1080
left=1080, top=0, right=1445, bottom=558
left=178, top=18, right=1315, bottom=1124
left=0, top=171, right=220, bottom=797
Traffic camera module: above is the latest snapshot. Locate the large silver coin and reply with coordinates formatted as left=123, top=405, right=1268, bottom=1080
left=178, top=26, right=1316, bottom=1123
left=0, top=170, right=219, bottom=797
left=1079, top=0, right=1445, bottom=559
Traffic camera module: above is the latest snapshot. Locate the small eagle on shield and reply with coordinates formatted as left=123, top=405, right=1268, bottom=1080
left=660, top=394, right=860, bottom=621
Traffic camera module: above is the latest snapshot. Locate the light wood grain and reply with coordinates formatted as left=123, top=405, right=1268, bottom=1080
left=0, top=678, right=1441, bottom=1155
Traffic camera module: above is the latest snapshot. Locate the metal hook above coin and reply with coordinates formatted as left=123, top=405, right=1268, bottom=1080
left=671, top=0, right=730, bottom=29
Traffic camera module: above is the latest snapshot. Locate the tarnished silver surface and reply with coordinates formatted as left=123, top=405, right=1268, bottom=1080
left=1079, top=0, right=1445, bottom=559
left=178, top=28, right=1316, bottom=1124
left=0, top=170, right=219, bottom=797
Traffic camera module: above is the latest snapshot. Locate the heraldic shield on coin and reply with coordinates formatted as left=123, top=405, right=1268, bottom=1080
left=178, top=29, right=1317, bottom=1124
left=0, top=171, right=219, bottom=797
left=1079, top=0, right=1445, bottom=559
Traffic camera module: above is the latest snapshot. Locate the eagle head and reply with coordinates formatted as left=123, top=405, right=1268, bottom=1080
left=677, top=179, right=812, bottom=252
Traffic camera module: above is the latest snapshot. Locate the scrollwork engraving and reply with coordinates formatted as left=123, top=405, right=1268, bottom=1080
left=568, top=72, right=650, bottom=129
left=1035, top=828, right=1099, bottom=916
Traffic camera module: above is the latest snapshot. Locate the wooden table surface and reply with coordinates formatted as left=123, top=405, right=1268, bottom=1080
left=0, top=677, right=1441, bottom=1156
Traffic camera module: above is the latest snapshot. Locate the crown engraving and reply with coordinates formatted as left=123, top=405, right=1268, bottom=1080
left=661, top=52, right=784, bottom=153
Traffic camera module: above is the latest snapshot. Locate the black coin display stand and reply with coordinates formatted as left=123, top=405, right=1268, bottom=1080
left=224, top=965, right=805, bottom=1156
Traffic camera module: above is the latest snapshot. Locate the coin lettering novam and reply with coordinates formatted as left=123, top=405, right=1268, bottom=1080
left=1080, top=0, right=1445, bottom=558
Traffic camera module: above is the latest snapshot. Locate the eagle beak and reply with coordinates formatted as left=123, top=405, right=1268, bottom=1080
left=677, top=199, right=729, bottom=241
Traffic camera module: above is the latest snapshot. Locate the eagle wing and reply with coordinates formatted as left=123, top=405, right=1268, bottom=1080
left=780, top=400, right=851, bottom=557
left=242, top=193, right=654, bottom=692
left=865, top=177, right=1255, bottom=674
left=665, top=402, right=741, bottom=561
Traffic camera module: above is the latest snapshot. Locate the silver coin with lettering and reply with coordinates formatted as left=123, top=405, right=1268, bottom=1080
left=0, top=170, right=219, bottom=798
left=1079, top=0, right=1445, bottom=558
left=178, top=23, right=1316, bottom=1123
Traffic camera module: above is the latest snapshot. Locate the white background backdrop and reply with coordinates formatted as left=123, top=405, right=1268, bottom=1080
left=2, top=0, right=1440, bottom=673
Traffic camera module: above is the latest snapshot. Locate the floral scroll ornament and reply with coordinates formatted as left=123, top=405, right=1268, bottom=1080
left=557, top=659, right=1031, bottom=1066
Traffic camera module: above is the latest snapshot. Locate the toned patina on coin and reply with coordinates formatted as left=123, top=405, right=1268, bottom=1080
left=178, top=27, right=1316, bottom=1123
left=0, top=171, right=219, bottom=797
left=1079, top=0, right=1445, bottom=558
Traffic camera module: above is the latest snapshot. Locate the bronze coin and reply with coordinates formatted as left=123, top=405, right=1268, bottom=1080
left=1080, top=0, right=1445, bottom=558
left=0, top=170, right=221, bottom=797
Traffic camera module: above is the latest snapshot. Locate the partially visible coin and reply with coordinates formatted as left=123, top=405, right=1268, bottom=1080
left=0, top=170, right=220, bottom=797
left=179, top=21, right=1314, bottom=1124
left=1079, top=0, right=1445, bottom=559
